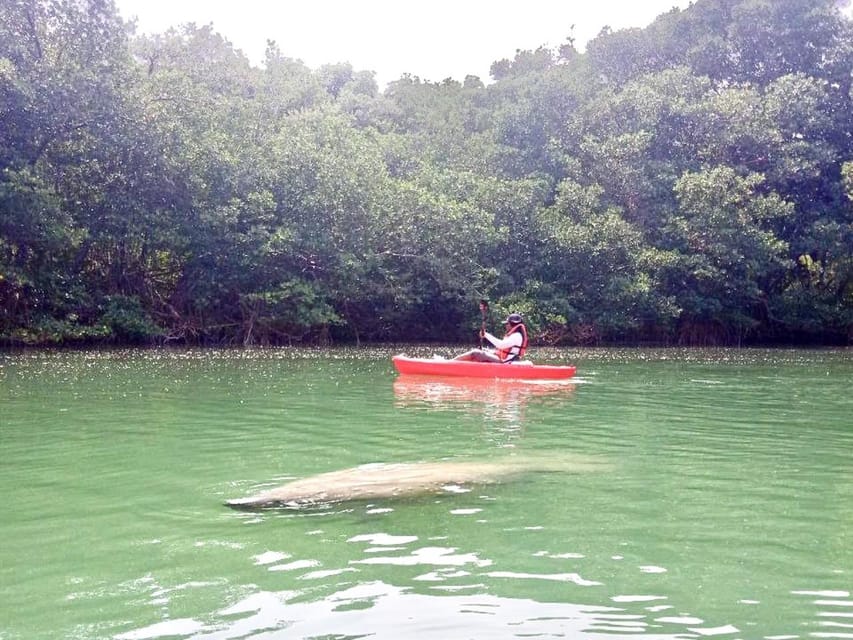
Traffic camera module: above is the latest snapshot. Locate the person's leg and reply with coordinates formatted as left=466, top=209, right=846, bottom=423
left=453, top=349, right=501, bottom=362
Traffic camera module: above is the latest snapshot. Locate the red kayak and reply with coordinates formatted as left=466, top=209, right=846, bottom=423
left=392, top=354, right=576, bottom=380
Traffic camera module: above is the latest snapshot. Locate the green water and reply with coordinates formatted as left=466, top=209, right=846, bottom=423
left=1, top=347, right=850, bottom=640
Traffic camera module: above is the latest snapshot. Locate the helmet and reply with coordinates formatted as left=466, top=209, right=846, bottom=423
left=504, top=313, right=523, bottom=325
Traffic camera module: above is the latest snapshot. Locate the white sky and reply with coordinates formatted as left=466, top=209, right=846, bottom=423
left=112, top=0, right=849, bottom=88
left=113, top=0, right=692, bottom=87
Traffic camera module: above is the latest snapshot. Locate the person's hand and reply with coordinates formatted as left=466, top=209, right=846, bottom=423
left=479, top=329, right=485, bottom=339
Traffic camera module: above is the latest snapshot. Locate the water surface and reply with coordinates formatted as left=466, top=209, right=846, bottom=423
left=1, top=347, right=850, bottom=639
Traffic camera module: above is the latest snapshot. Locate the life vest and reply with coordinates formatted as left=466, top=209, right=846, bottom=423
left=496, top=323, right=528, bottom=362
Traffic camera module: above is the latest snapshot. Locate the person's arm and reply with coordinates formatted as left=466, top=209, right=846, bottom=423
left=483, top=331, right=522, bottom=350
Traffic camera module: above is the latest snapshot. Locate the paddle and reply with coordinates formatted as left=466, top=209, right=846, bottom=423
left=478, top=299, right=488, bottom=348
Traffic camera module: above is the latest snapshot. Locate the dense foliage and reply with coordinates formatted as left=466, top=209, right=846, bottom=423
left=1, top=0, right=851, bottom=346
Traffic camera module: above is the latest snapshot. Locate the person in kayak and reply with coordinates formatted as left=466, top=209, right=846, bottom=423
left=453, top=313, right=529, bottom=363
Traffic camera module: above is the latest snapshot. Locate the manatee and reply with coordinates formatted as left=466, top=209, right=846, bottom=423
left=225, top=455, right=607, bottom=510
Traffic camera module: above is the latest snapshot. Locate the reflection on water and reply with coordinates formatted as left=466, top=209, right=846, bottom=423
left=392, top=375, right=577, bottom=409
left=393, top=375, right=576, bottom=445
left=117, top=582, right=695, bottom=640
left=111, top=508, right=853, bottom=640
left=113, top=564, right=853, bottom=640
left=116, top=519, right=782, bottom=640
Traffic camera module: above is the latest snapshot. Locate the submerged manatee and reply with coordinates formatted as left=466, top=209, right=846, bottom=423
left=225, top=455, right=607, bottom=510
